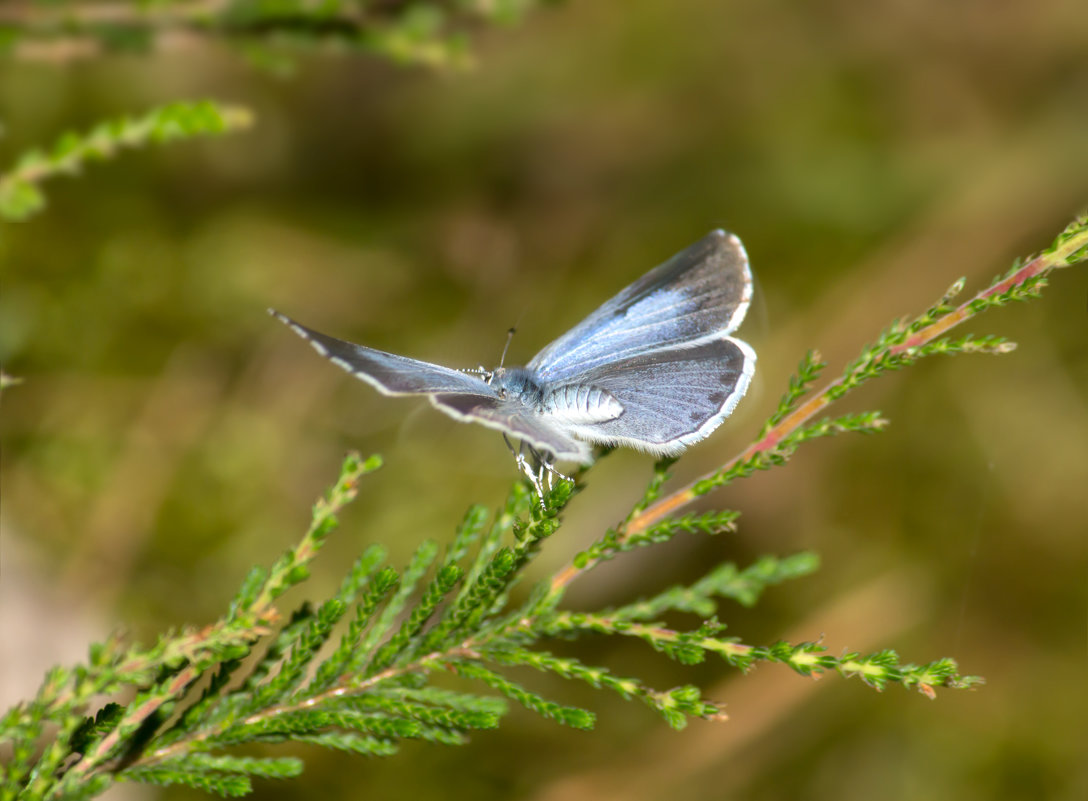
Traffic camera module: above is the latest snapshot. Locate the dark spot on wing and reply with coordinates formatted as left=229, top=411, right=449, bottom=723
left=707, top=391, right=725, bottom=405
left=690, top=410, right=706, bottom=423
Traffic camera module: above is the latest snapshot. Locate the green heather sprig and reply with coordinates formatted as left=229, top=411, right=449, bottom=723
left=0, top=101, right=253, bottom=222
left=1, top=453, right=380, bottom=800
left=1, top=1, right=544, bottom=69
left=3, top=216, right=1084, bottom=799
left=759, top=350, right=827, bottom=436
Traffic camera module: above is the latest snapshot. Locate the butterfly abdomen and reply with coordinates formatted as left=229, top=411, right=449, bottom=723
left=543, top=384, right=624, bottom=425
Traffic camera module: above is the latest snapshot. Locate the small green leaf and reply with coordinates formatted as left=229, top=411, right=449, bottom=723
left=0, top=178, right=45, bottom=220
left=0, top=100, right=253, bottom=222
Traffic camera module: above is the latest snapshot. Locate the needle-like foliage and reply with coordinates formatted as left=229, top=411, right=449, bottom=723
left=3, top=215, right=1085, bottom=799
left=1, top=1, right=545, bottom=70
left=0, top=101, right=253, bottom=222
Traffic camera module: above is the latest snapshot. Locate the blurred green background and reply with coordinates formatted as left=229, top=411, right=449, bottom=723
left=2, top=1, right=1087, bottom=799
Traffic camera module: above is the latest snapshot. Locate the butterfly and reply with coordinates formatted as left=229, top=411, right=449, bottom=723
left=270, top=229, right=756, bottom=496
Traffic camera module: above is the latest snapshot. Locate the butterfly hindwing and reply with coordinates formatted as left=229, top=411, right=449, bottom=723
left=549, top=335, right=756, bottom=455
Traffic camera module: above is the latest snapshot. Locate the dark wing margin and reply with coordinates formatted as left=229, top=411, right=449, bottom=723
left=270, top=309, right=497, bottom=397
left=430, top=393, right=593, bottom=463
left=556, top=335, right=756, bottom=455
left=528, top=230, right=752, bottom=383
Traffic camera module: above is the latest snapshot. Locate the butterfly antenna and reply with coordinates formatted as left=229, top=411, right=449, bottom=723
left=498, top=327, right=516, bottom=369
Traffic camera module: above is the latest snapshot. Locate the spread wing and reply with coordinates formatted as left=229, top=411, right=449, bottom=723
left=527, top=230, right=752, bottom=383
left=271, top=228, right=756, bottom=467
left=270, top=309, right=498, bottom=397
left=430, top=394, right=593, bottom=463
left=553, top=335, right=756, bottom=455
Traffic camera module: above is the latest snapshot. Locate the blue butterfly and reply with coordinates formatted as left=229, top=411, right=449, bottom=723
left=271, top=230, right=755, bottom=494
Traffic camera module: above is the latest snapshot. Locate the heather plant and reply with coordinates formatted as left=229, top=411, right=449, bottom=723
left=2, top=207, right=1084, bottom=796
left=2, top=2, right=1085, bottom=798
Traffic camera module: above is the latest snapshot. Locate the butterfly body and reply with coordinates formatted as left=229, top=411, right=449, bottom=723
left=535, top=380, right=625, bottom=426
left=271, top=229, right=756, bottom=478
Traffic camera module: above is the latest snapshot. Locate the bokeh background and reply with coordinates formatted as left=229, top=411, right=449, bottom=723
left=3, top=1, right=1088, bottom=799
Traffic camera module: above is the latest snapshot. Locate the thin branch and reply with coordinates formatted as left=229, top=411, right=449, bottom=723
left=133, top=645, right=478, bottom=769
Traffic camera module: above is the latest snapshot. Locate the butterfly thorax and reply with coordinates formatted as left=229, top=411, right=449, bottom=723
left=490, top=367, right=545, bottom=404
left=493, top=367, right=623, bottom=425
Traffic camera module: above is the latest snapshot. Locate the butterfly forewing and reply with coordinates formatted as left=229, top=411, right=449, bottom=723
left=527, top=230, right=752, bottom=383
left=270, top=310, right=498, bottom=398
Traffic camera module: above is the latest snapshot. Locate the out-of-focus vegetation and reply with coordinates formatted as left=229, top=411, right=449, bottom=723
left=0, top=101, right=254, bottom=221
left=2, top=1, right=1086, bottom=800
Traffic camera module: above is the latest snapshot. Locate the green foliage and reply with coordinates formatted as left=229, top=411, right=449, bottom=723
left=1, top=114, right=1084, bottom=797
left=1046, top=214, right=1088, bottom=263
left=611, top=552, right=822, bottom=618
left=0, top=1, right=1080, bottom=794
left=0, top=101, right=253, bottom=222
left=759, top=349, right=827, bottom=436
left=2, top=1, right=548, bottom=70
left=123, top=755, right=303, bottom=797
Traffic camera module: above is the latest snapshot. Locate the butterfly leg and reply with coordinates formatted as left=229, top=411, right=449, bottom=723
left=539, top=458, right=572, bottom=491
left=502, top=435, right=574, bottom=507
left=504, top=434, right=548, bottom=503
left=523, top=443, right=573, bottom=504
left=522, top=455, right=548, bottom=506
